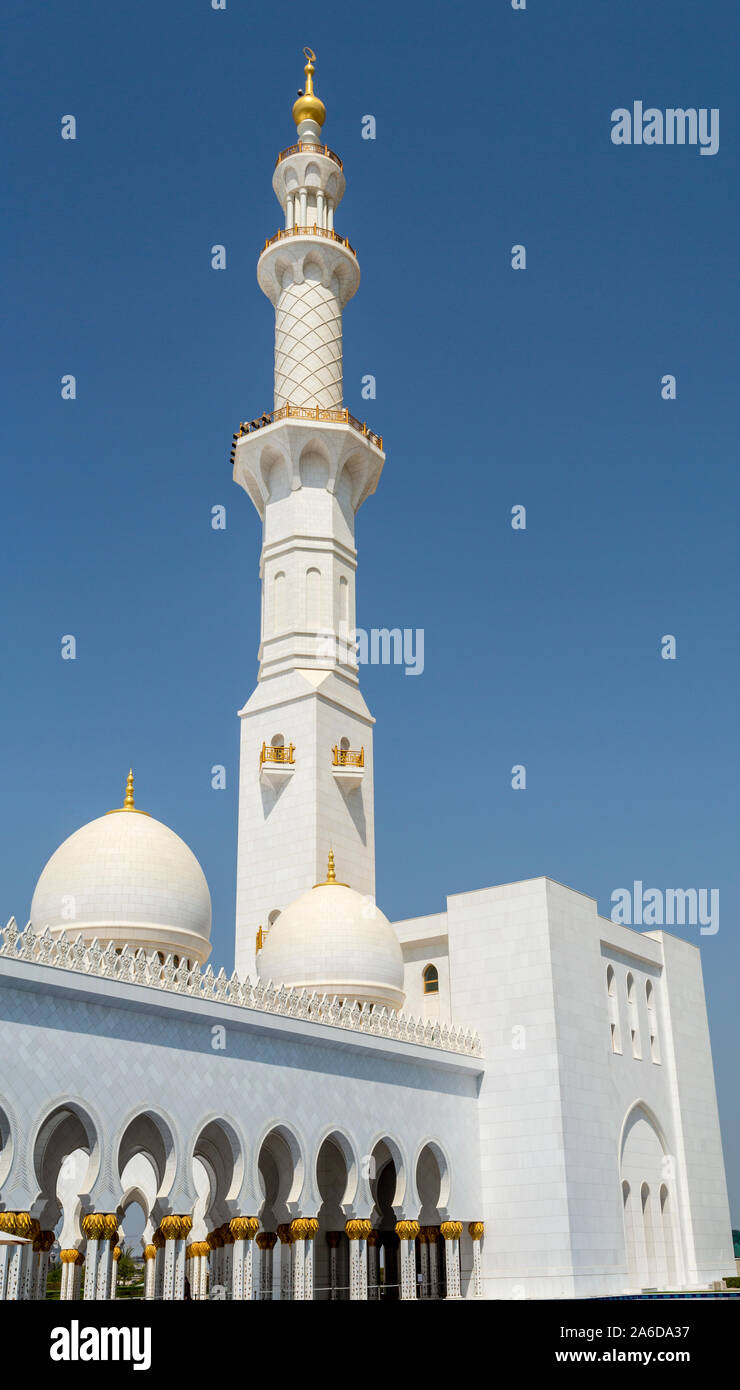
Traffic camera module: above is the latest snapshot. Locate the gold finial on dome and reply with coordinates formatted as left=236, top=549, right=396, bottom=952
left=106, top=768, right=150, bottom=816
left=313, top=847, right=348, bottom=888
left=292, top=47, right=326, bottom=131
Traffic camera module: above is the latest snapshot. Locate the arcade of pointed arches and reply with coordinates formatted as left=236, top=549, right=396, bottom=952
left=0, top=1101, right=480, bottom=1301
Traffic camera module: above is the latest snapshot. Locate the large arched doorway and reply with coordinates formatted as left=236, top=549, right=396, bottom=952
left=619, top=1104, right=682, bottom=1290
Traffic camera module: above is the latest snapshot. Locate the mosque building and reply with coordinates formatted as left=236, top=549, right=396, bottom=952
left=0, top=50, right=734, bottom=1302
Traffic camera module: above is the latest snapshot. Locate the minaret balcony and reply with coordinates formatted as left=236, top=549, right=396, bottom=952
left=231, top=408, right=385, bottom=521
left=231, top=403, right=382, bottom=454
left=332, top=744, right=364, bottom=792
left=275, top=142, right=343, bottom=170
left=259, top=741, right=295, bottom=791
left=263, top=225, right=356, bottom=257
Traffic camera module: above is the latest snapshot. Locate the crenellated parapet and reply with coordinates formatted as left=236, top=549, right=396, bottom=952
left=0, top=918, right=483, bottom=1058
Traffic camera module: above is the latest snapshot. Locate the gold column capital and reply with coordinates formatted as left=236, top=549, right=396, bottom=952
left=112, top=1246, right=122, bottom=1262
left=81, top=1213, right=104, bottom=1241
left=160, top=1215, right=182, bottom=1241
left=290, top=1217, right=319, bottom=1241
left=440, top=1221, right=463, bottom=1241
left=207, top=1230, right=223, bottom=1250
left=179, top=1216, right=193, bottom=1240
left=143, top=1244, right=157, bottom=1261
left=425, top=1225, right=439, bottom=1243
left=276, top=1223, right=293, bottom=1245
left=153, top=1228, right=165, bottom=1250
left=0, top=1212, right=17, bottom=1235
left=468, top=1221, right=484, bottom=1241
left=395, top=1220, right=420, bottom=1241
left=256, top=1231, right=277, bottom=1251
left=60, top=1248, right=79, bottom=1264
left=325, top=1230, right=342, bottom=1248
left=345, top=1219, right=373, bottom=1241
left=230, top=1216, right=260, bottom=1242
left=366, top=1230, right=379, bottom=1247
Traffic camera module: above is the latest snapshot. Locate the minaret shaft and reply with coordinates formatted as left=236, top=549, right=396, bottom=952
left=232, top=54, right=384, bottom=978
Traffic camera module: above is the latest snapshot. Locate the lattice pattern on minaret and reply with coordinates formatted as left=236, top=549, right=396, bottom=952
left=274, top=278, right=343, bottom=410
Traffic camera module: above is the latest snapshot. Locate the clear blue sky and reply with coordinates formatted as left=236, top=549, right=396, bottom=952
left=3, top=1, right=739, bottom=1221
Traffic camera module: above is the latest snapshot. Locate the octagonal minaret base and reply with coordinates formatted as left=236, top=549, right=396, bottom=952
left=232, top=52, right=385, bottom=977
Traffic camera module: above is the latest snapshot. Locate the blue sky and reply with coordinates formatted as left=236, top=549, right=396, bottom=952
left=3, top=1, right=739, bottom=1220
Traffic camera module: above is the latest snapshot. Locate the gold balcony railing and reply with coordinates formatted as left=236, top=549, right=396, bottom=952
left=332, top=745, right=364, bottom=768
left=230, top=404, right=382, bottom=455
left=262, top=225, right=356, bottom=257
left=275, top=142, right=343, bottom=171
left=260, top=742, right=295, bottom=766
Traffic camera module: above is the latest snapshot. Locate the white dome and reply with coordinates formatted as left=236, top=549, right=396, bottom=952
left=30, top=775, right=212, bottom=967
left=257, top=856, right=405, bottom=1011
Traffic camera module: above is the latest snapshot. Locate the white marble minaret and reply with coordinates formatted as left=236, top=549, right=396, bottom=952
left=232, top=50, right=385, bottom=978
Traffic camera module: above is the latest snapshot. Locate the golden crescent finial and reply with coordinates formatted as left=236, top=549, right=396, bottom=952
left=292, top=47, right=326, bottom=130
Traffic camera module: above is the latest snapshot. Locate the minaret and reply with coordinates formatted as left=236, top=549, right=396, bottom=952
left=232, top=50, right=385, bottom=978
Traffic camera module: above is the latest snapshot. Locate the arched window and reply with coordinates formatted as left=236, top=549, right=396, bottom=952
left=606, top=964, right=622, bottom=1054
left=646, top=980, right=660, bottom=1063
left=340, top=736, right=350, bottom=751
left=339, top=575, right=349, bottom=626
left=626, top=972, right=642, bottom=1059
left=423, top=965, right=439, bottom=995
left=306, top=567, right=322, bottom=628
left=273, top=571, right=286, bottom=632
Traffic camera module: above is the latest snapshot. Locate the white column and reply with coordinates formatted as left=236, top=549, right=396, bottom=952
left=395, top=1222, right=419, bottom=1300
left=175, top=1234, right=189, bottom=1301
left=286, top=194, right=294, bottom=229
left=367, top=1234, right=379, bottom=1300
left=441, top=1222, right=463, bottom=1300
left=303, top=1222, right=317, bottom=1301
left=0, top=1243, right=9, bottom=1300
left=154, top=1237, right=165, bottom=1300
left=316, top=190, right=325, bottom=229
left=428, top=1228, right=440, bottom=1298
left=277, top=1225, right=292, bottom=1300
left=327, top=1232, right=340, bottom=1300
left=258, top=1233, right=276, bottom=1299
left=72, top=1255, right=83, bottom=1299
left=419, top=1232, right=430, bottom=1299
left=199, top=1248, right=209, bottom=1300
left=109, top=1247, right=120, bottom=1300
left=299, top=188, right=307, bottom=226
left=6, top=1243, right=26, bottom=1301
left=161, top=1218, right=180, bottom=1300
left=144, top=1246, right=157, bottom=1300
left=469, top=1223, right=484, bottom=1298
left=96, top=1239, right=114, bottom=1301
left=291, top=1234, right=304, bottom=1301
left=346, top=1221, right=371, bottom=1301
left=327, top=199, right=334, bottom=230
left=81, top=1215, right=104, bottom=1303
left=36, top=1242, right=52, bottom=1301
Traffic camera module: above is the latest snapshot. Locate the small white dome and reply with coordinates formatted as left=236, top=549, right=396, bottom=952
left=30, top=773, right=212, bottom=967
left=257, top=853, right=405, bottom=1011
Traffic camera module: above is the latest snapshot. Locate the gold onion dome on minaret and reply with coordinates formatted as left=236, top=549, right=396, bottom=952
left=292, top=47, right=326, bottom=129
